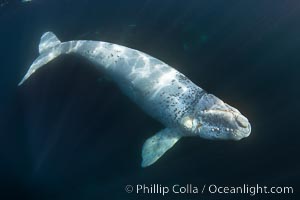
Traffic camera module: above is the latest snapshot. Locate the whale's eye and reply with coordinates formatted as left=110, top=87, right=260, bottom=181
left=196, top=122, right=202, bottom=130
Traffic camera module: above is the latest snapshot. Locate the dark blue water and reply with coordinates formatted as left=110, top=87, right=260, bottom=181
left=0, top=0, right=299, bottom=199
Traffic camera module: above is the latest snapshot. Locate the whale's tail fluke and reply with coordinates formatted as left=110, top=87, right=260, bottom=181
left=38, top=32, right=61, bottom=54
left=18, top=32, right=63, bottom=86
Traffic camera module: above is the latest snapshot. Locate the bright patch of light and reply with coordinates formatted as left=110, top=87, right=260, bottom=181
left=140, top=54, right=149, bottom=63
left=183, top=117, right=193, bottom=129
left=48, top=52, right=55, bottom=60
left=157, top=69, right=176, bottom=87
left=131, top=66, right=151, bottom=78
left=94, top=44, right=104, bottom=54
left=112, top=44, right=125, bottom=54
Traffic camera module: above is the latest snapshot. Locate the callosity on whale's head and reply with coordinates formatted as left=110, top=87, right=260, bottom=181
left=181, top=93, right=251, bottom=140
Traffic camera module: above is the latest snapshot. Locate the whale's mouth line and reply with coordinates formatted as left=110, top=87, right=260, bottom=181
left=210, top=108, right=238, bottom=116
left=200, top=108, right=251, bottom=139
left=206, top=108, right=250, bottom=128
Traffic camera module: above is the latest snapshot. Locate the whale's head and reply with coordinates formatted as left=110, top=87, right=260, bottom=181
left=181, top=93, right=251, bottom=140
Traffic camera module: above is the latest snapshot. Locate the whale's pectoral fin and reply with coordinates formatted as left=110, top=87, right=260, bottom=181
left=141, top=128, right=181, bottom=167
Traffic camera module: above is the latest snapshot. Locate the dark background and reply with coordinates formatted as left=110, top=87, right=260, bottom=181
left=0, top=0, right=299, bottom=199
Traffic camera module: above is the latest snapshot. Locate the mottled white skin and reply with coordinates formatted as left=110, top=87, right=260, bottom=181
left=72, top=41, right=205, bottom=132
left=19, top=32, right=251, bottom=167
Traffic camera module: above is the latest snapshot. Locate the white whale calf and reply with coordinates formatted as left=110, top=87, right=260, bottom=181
left=19, top=32, right=251, bottom=167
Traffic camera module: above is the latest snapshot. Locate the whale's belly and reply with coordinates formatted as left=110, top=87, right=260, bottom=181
left=110, top=51, right=205, bottom=127
left=74, top=41, right=205, bottom=127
